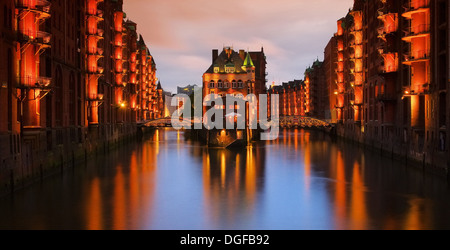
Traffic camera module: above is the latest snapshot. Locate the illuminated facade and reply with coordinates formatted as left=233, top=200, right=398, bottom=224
left=202, top=47, right=267, bottom=115
left=268, top=80, right=305, bottom=118
left=0, top=0, right=162, bottom=193
left=304, top=60, right=327, bottom=119
left=322, top=0, right=449, bottom=168
left=324, top=36, right=338, bottom=123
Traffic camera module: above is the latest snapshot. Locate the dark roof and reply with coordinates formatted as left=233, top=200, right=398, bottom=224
left=269, top=80, right=304, bottom=92
left=204, top=48, right=247, bottom=74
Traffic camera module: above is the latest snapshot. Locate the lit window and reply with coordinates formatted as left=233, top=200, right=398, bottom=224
left=214, top=67, right=219, bottom=73
left=225, top=65, right=235, bottom=73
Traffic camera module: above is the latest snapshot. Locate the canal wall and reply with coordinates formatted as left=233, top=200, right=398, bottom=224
left=0, top=123, right=146, bottom=197
left=333, top=123, right=450, bottom=178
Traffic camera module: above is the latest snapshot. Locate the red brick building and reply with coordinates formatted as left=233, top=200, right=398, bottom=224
left=304, top=59, right=327, bottom=119
left=202, top=47, right=267, bottom=115
left=268, top=80, right=305, bottom=118
left=322, top=0, right=449, bottom=169
left=0, top=0, right=163, bottom=193
left=324, top=36, right=338, bottom=123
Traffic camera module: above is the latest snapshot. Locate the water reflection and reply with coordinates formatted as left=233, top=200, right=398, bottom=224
left=0, top=128, right=450, bottom=229
left=194, top=145, right=265, bottom=228
left=84, top=132, right=159, bottom=230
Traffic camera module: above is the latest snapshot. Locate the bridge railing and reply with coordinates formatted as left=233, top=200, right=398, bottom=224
left=279, top=116, right=332, bottom=128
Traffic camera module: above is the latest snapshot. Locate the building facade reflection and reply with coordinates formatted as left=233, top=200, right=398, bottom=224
left=199, top=146, right=266, bottom=228
left=1, top=128, right=450, bottom=230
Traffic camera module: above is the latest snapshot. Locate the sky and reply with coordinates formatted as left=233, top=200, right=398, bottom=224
left=123, top=0, right=354, bottom=93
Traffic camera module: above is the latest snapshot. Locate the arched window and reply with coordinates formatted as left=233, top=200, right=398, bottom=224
left=69, top=72, right=76, bottom=125
left=224, top=80, right=229, bottom=89
left=232, top=80, right=237, bottom=88
left=218, top=80, right=223, bottom=88
left=238, top=80, right=243, bottom=88
left=4, top=6, right=7, bottom=28
left=209, top=80, right=215, bottom=88
left=55, top=66, right=63, bottom=127
left=7, top=49, right=12, bottom=130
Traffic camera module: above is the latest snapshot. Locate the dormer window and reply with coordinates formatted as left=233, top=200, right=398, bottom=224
left=214, top=67, right=219, bottom=73
left=226, top=67, right=235, bottom=73
left=225, top=63, right=235, bottom=73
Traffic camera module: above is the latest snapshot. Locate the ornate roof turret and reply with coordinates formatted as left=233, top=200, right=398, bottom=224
left=242, top=52, right=254, bottom=71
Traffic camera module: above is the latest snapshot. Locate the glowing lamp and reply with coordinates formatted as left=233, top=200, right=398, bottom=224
left=98, top=94, right=104, bottom=100
left=221, top=129, right=226, bottom=137
left=404, top=90, right=409, bottom=95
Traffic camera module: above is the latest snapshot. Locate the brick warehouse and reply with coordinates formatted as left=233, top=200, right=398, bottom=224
left=322, top=0, right=449, bottom=170
left=0, top=0, right=164, bottom=193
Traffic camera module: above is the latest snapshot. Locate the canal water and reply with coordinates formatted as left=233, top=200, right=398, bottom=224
left=1, top=128, right=450, bottom=230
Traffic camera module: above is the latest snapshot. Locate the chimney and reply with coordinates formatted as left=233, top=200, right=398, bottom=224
left=239, top=50, right=245, bottom=60
left=212, top=49, right=218, bottom=62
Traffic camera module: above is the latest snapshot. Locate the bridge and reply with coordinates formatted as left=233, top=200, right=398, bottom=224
left=140, top=116, right=332, bottom=129
left=139, top=117, right=192, bottom=128
left=279, top=116, right=332, bottom=129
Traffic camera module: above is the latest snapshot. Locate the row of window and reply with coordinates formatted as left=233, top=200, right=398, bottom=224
left=208, top=80, right=251, bottom=89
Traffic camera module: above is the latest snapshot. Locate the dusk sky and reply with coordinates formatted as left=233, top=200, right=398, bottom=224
left=123, top=0, right=354, bottom=93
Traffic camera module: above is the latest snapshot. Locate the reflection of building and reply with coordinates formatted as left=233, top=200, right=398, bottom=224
left=199, top=146, right=266, bottom=225
left=177, top=84, right=197, bottom=96
left=0, top=0, right=163, bottom=193
left=320, top=0, right=449, bottom=168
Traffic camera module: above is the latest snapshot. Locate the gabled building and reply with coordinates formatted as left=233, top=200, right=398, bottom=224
left=202, top=46, right=267, bottom=115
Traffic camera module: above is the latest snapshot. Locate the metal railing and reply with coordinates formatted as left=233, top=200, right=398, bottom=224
left=16, top=0, right=51, bottom=13
left=17, top=76, right=52, bottom=88
left=404, top=50, right=430, bottom=62
left=404, top=24, right=430, bottom=37
left=403, top=0, right=430, bottom=12
left=379, top=65, right=398, bottom=73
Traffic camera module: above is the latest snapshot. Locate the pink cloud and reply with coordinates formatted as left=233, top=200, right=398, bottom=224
left=123, top=0, right=354, bottom=92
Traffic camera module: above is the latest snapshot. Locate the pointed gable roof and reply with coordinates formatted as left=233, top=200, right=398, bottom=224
left=204, top=47, right=246, bottom=74
left=243, top=51, right=254, bottom=69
